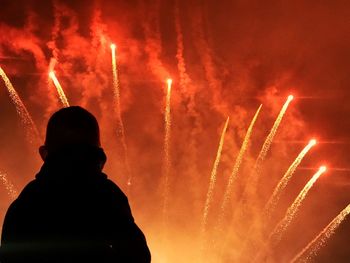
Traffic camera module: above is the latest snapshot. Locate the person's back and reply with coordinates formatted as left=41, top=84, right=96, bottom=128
left=0, top=106, right=151, bottom=263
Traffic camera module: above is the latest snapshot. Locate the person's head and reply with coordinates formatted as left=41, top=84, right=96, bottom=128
left=39, top=106, right=101, bottom=160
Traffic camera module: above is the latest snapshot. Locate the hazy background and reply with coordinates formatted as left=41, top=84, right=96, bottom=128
left=0, top=0, right=350, bottom=262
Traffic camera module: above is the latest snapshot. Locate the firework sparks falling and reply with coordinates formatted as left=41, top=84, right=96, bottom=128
left=0, top=66, right=40, bottom=143
left=162, top=78, right=173, bottom=223
left=110, top=43, right=132, bottom=187
left=110, top=43, right=120, bottom=104
left=290, top=204, right=350, bottom=263
left=201, top=117, right=230, bottom=238
left=0, top=171, right=17, bottom=200
left=264, top=139, right=317, bottom=218
left=218, top=105, right=262, bottom=225
left=253, top=95, right=294, bottom=180
left=269, top=166, right=326, bottom=246
left=239, top=95, right=293, bottom=209
left=49, top=71, right=70, bottom=107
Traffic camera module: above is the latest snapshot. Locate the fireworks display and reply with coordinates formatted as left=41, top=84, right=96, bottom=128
left=0, top=66, right=40, bottom=143
left=254, top=95, right=293, bottom=177
left=49, top=71, right=70, bottom=107
left=269, top=166, right=327, bottom=247
left=219, top=105, right=262, bottom=226
left=264, top=139, right=317, bottom=218
left=201, top=116, right=229, bottom=237
left=110, top=42, right=131, bottom=188
left=290, top=203, right=350, bottom=263
left=162, top=78, right=172, bottom=224
left=0, top=1, right=350, bottom=262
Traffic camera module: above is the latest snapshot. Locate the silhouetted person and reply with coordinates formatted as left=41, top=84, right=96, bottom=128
left=0, top=106, right=151, bottom=263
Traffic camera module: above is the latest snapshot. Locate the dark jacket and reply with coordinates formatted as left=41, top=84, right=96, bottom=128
left=0, top=145, right=151, bottom=263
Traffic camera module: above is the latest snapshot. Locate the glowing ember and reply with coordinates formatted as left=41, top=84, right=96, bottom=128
left=49, top=71, right=70, bottom=107
left=0, top=66, right=40, bottom=143
left=264, top=139, right=317, bottom=218
left=290, top=203, right=350, bottom=263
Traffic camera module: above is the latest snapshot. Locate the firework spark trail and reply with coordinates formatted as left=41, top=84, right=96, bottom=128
left=0, top=66, right=40, bottom=142
left=264, top=139, right=317, bottom=219
left=201, top=117, right=230, bottom=237
left=269, top=166, right=326, bottom=247
left=218, top=105, right=262, bottom=227
left=162, top=79, right=173, bottom=223
left=252, top=95, right=294, bottom=186
left=236, top=95, right=293, bottom=219
left=110, top=44, right=132, bottom=188
left=290, top=204, right=350, bottom=263
left=0, top=172, right=17, bottom=200
left=49, top=71, right=70, bottom=107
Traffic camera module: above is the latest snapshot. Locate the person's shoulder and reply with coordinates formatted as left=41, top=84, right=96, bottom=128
left=16, top=179, right=42, bottom=199
left=99, top=176, right=133, bottom=216
left=4, top=179, right=40, bottom=216
left=103, top=177, right=127, bottom=199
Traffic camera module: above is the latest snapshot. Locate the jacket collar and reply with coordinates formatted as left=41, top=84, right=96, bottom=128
left=36, top=144, right=107, bottom=181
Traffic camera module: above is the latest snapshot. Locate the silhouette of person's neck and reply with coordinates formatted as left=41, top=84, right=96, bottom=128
left=36, top=144, right=106, bottom=182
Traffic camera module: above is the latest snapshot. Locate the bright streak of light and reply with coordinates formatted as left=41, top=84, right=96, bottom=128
left=162, top=78, right=173, bottom=222
left=251, top=95, right=294, bottom=188
left=49, top=71, right=70, bottom=107
left=111, top=44, right=119, bottom=100
left=290, top=204, right=350, bottom=263
left=219, top=105, right=262, bottom=223
left=264, top=139, right=317, bottom=218
left=319, top=166, right=327, bottom=173
left=110, top=43, right=132, bottom=188
left=0, top=171, right=17, bottom=200
left=201, top=117, right=230, bottom=235
left=167, top=78, right=172, bottom=88
left=0, top=66, right=40, bottom=142
left=269, top=166, right=326, bottom=246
